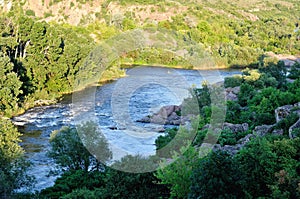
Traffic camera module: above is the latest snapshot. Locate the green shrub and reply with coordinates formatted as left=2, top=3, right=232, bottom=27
left=25, top=10, right=35, bottom=16
left=224, top=75, right=243, bottom=88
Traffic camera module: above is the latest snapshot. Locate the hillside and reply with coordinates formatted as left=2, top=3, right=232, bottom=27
left=2, top=0, right=299, bottom=64
left=1, top=0, right=299, bottom=26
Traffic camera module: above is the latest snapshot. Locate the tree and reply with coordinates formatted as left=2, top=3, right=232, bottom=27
left=41, top=155, right=169, bottom=199
left=189, top=150, right=245, bottom=199
left=101, top=155, right=169, bottom=199
left=48, top=121, right=112, bottom=172
left=0, top=118, right=33, bottom=198
left=40, top=170, right=106, bottom=199
left=0, top=53, right=23, bottom=116
left=235, top=137, right=278, bottom=197
left=155, top=146, right=198, bottom=198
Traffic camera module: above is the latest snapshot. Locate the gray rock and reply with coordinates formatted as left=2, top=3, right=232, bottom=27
left=171, top=120, right=182, bottom=125
left=275, top=103, right=300, bottom=123
left=225, top=86, right=240, bottom=101
left=226, top=92, right=238, bottom=101
left=136, top=116, right=151, bottom=123
left=157, top=127, right=166, bottom=133
left=232, top=86, right=240, bottom=94
left=137, top=105, right=185, bottom=125
left=275, top=105, right=293, bottom=123
left=289, top=118, right=300, bottom=139
left=34, top=99, right=57, bottom=106
left=253, top=124, right=274, bottom=136
left=150, top=115, right=167, bottom=125
left=223, top=122, right=249, bottom=134
left=237, top=134, right=255, bottom=145
left=272, top=129, right=284, bottom=136
left=222, top=145, right=239, bottom=155
left=212, top=144, right=222, bottom=151
left=168, top=112, right=180, bottom=122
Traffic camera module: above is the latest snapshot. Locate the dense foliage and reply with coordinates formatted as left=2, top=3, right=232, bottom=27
left=154, top=60, right=300, bottom=198
left=1, top=0, right=300, bottom=198
left=0, top=119, right=33, bottom=198
left=0, top=11, right=95, bottom=117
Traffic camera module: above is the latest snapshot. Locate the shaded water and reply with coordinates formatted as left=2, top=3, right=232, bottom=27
left=13, top=66, right=241, bottom=191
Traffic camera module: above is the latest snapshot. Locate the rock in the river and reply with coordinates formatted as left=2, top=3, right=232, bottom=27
left=137, top=115, right=151, bottom=123
left=137, top=105, right=190, bottom=125
left=109, top=126, right=118, bottom=130
left=289, top=118, right=300, bottom=139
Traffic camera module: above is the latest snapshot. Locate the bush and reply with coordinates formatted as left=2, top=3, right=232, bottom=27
left=40, top=170, right=106, bottom=198
left=218, top=129, right=237, bottom=146
left=224, top=75, right=243, bottom=88
left=25, top=10, right=35, bottom=16
left=288, top=62, right=300, bottom=79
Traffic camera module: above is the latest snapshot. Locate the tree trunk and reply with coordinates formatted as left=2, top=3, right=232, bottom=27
left=23, top=40, right=30, bottom=59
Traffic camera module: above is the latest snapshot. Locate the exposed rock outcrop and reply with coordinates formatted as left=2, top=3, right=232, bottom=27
left=237, top=134, right=255, bottom=145
left=225, top=86, right=240, bottom=101
left=253, top=124, right=274, bottom=136
left=275, top=103, right=300, bottom=123
left=289, top=118, right=300, bottom=139
left=223, top=122, right=249, bottom=133
left=272, top=129, right=284, bottom=136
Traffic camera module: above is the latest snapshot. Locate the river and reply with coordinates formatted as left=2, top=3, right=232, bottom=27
left=12, top=66, right=241, bottom=191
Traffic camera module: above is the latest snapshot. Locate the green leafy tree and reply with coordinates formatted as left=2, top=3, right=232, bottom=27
left=155, top=146, right=198, bottom=198
left=189, top=150, right=245, bottom=199
left=235, top=137, right=278, bottom=197
left=100, top=155, right=169, bottom=199
left=0, top=119, right=33, bottom=198
left=48, top=121, right=112, bottom=172
left=0, top=53, right=23, bottom=116
left=40, top=170, right=106, bottom=199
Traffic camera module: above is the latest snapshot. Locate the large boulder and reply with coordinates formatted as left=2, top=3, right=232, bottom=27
left=137, top=105, right=188, bottom=125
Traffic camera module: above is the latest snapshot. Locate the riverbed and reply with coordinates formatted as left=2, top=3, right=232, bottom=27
left=13, top=66, right=241, bottom=191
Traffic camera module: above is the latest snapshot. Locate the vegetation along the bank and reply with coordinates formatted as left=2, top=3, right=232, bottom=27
left=1, top=0, right=300, bottom=198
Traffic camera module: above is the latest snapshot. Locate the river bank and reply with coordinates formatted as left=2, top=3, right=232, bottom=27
left=13, top=67, right=241, bottom=191
left=9, top=64, right=241, bottom=120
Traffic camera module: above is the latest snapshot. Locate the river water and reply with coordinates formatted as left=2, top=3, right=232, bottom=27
left=12, top=66, right=241, bottom=191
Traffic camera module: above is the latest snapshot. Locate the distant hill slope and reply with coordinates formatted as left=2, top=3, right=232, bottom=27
left=1, top=0, right=299, bottom=26
left=1, top=0, right=299, bottom=67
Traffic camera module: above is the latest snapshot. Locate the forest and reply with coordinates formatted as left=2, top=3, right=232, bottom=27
left=1, top=0, right=300, bottom=198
